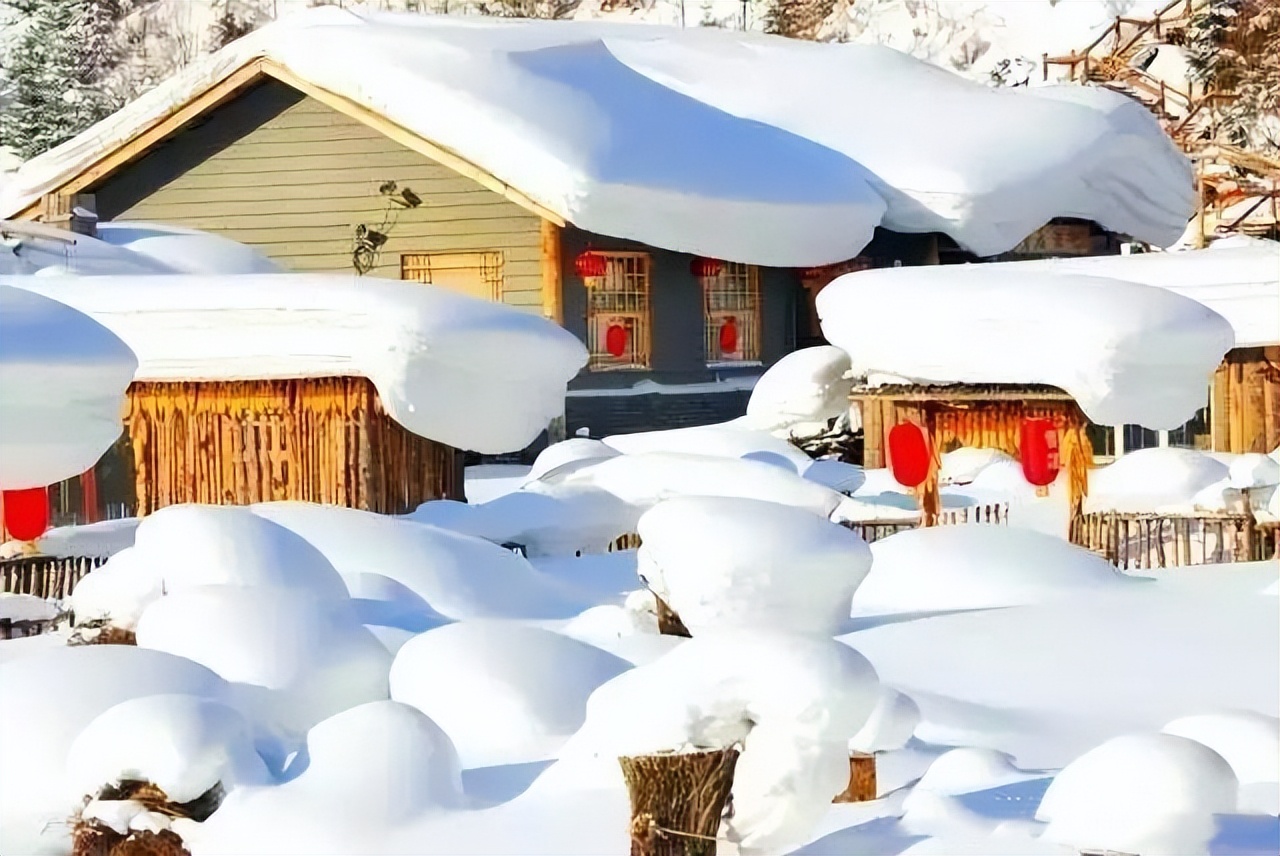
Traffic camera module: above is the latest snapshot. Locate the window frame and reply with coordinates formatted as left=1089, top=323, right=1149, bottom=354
left=703, top=261, right=763, bottom=367
left=584, top=251, right=653, bottom=371
left=400, top=251, right=505, bottom=301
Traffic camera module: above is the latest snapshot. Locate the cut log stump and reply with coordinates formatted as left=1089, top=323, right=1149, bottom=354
left=619, top=748, right=738, bottom=856
left=833, top=752, right=877, bottom=803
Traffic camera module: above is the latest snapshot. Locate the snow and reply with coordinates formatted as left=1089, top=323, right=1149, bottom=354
left=66, top=694, right=270, bottom=803
left=1, top=10, right=1193, bottom=264
left=1085, top=448, right=1232, bottom=514
left=601, top=423, right=814, bottom=472
left=1036, top=733, right=1239, bottom=855
left=915, top=747, right=1035, bottom=796
left=4, top=272, right=587, bottom=453
left=524, top=438, right=620, bottom=483
left=742, top=345, right=852, bottom=433
left=635, top=496, right=872, bottom=636
left=388, top=621, right=630, bottom=768
left=0, top=221, right=179, bottom=276
left=25, top=517, right=139, bottom=559
left=0, top=285, right=137, bottom=490
left=939, top=448, right=1013, bottom=486
left=1161, top=712, right=1280, bottom=788
left=93, top=221, right=284, bottom=274
left=849, top=687, right=921, bottom=755
left=464, top=464, right=531, bottom=503
left=1012, top=240, right=1280, bottom=348
left=818, top=265, right=1235, bottom=429
left=0, top=592, right=59, bottom=623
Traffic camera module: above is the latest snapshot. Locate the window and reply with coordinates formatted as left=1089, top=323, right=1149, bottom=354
left=704, top=262, right=761, bottom=365
left=401, top=252, right=504, bottom=301
left=586, top=252, right=651, bottom=370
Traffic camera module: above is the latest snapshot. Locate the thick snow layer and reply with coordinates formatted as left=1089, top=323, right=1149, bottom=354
left=0, top=646, right=232, bottom=855
left=27, top=517, right=138, bottom=559
left=389, top=621, right=630, bottom=768
left=1086, top=448, right=1232, bottom=514
left=463, top=463, right=531, bottom=503
left=0, top=285, right=137, bottom=489
left=0, top=11, right=1192, bottom=264
left=819, top=265, right=1234, bottom=429
left=4, top=273, right=586, bottom=452
left=1013, top=240, right=1280, bottom=348
left=1229, top=453, right=1280, bottom=490
left=67, top=694, right=270, bottom=803
left=525, top=438, right=621, bottom=483
left=0, top=592, right=59, bottom=622
left=601, top=423, right=813, bottom=472
left=475, top=483, right=642, bottom=558
left=563, top=631, right=880, bottom=853
left=1036, top=733, right=1239, bottom=855
left=135, top=585, right=391, bottom=735
left=852, top=526, right=1128, bottom=616
left=915, top=747, right=1035, bottom=796
left=636, top=496, right=872, bottom=635
left=940, top=448, right=1013, bottom=486
left=849, top=687, right=921, bottom=754
left=742, top=346, right=852, bottom=432
left=252, top=502, right=586, bottom=618
left=1161, top=712, right=1280, bottom=787
left=94, top=221, right=284, bottom=274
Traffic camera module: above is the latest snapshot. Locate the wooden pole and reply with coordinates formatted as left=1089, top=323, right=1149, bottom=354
left=540, top=219, right=564, bottom=326
left=619, top=749, right=738, bottom=856
left=654, top=595, right=692, bottom=638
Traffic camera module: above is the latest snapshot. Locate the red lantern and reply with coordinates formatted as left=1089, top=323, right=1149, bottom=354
left=574, top=251, right=607, bottom=280
left=1020, top=417, right=1060, bottom=488
left=605, top=323, right=629, bottom=358
left=690, top=256, right=723, bottom=279
left=887, top=423, right=932, bottom=488
left=2, top=487, right=49, bottom=542
left=718, top=316, right=739, bottom=355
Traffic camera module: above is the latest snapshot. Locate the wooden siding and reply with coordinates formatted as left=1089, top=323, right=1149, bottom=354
left=94, top=79, right=544, bottom=311
left=1211, top=346, right=1280, bottom=454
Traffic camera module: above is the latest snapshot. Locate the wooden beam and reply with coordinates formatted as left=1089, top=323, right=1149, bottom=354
left=540, top=219, right=564, bottom=325
left=261, top=61, right=565, bottom=227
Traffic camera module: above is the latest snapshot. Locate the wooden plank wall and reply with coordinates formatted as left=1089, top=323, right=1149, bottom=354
left=1212, top=347, right=1280, bottom=454
left=127, top=377, right=461, bottom=516
left=94, top=80, right=546, bottom=312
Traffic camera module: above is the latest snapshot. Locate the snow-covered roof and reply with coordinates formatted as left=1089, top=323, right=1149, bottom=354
left=2, top=273, right=587, bottom=454
left=1008, top=239, right=1280, bottom=347
left=0, top=285, right=138, bottom=490
left=816, top=265, right=1235, bottom=430
left=0, top=9, right=1193, bottom=265
left=94, top=222, right=284, bottom=275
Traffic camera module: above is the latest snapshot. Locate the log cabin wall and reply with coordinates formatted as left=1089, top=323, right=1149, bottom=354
left=125, top=376, right=461, bottom=516
left=1211, top=347, right=1280, bottom=454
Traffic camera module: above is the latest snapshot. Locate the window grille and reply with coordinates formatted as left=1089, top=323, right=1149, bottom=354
left=703, top=262, right=761, bottom=365
left=586, top=252, right=651, bottom=370
left=401, top=251, right=504, bottom=301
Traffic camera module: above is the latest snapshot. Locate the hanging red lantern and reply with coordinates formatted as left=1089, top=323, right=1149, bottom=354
left=887, top=423, right=932, bottom=488
left=1020, top=417, right=1060, bottom=489
left=690, top=256, right=723, bottom=279
left=574, top=251, right=608, bottom=280
left=605, top=323, right=629, bottom=358
left=718, top=316, right=739, bottom=355
left=2, top=487, right=49, bottom=542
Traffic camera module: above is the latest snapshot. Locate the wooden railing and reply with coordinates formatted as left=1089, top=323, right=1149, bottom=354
left=1071, top=512, right=1276, bottom=570
left=1042, top=0, right=1202, bottom=82
left=1, top=554, right=108, bottom=600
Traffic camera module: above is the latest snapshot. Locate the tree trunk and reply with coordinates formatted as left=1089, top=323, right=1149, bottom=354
left=833, top=752, right=877, bottom=803
left=619, top=749, right=739, bottom=856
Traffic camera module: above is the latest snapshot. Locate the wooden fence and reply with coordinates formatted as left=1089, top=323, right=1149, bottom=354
left=1071, top=512, right=1277, bottom=570
left=1, top=554, right=108, bottom=601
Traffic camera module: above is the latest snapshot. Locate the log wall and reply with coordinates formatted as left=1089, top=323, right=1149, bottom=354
left=1212, top=347, right=1280, bottom=454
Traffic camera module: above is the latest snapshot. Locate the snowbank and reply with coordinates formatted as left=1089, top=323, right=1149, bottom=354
left=852, top=526, right=1127, bottom=615
left=0, top=220, right=178, bottom=276
left=1161, top=712, right=1279, bottom=787
left=1085, top=448, right=1232, bottom=514
left=1037, top=733, right=1238, bottom=854
left=818, top=265, right=1234, bottom=429
left=940, top=448, right=1014, bottom=486
left=0, top=592, right=59, bottom=622
left=389, top=621, right=630, bottom=768
left=5, top=273, right=586, bottom=453
left=849, top=687, right=921, bottom=754
left=525, top=438, right=621, bottom=483
left=601, top=423, right=813, bottom=472
left=741, top=345, right=852, bottom=433
left=636, top=496, right=872, bottom=635
left=94, top=221, right=284, bottom=275
left=0, top=285, right=137, bottom=489
left=1, top=11, right=1192, bottom=264
left=914, top=747, right=1033, bottom=796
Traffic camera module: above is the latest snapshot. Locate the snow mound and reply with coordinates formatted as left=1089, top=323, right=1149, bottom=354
left=0, top=646, right=230, bottom=855
left=69, top=548, right=164, bottom=629
left=602, top=423, right=813, bottom=472
left=253, top=502, right=584, bottom=618
left=636, top=496, right=872, bottom=635
left=940, top=448, right=1014, bottom=486
left=525, top=437, right=621, bottom=483
left=1161, top=712, right=1280, bottom=786
left=849, top=686, right=921, bottom=754
left=915, top=747, right=1030, bottom=796
left=0, top=592, right=58, bottom=622
left=852, top=526, right=1127, bottom=615
left=558, top=451, right=845, bottom=518
left=67, top=694, right=269, bottom=803
left=1228, top=453, right=1280, bottom=490
left=389, top=621, right=630, bottom=768
left=743, top=345, right=852, bottom=432
left=135, top=585, right=391, bottom=735
left=1037, top=733, right=1239, bottom=855
left=0, top=284, right=137, bottom=489
left=6, top=273, right=586, bottom=453
left=342, top=571, right=446, bottom=636
left=467, top=483, right=643, bottom=558
left=818, top=266, right=1234, bottom=429
left=801, top=459, right=866, bottom=494
left=563, top=631, right=880, bottom=853
left=1086, top=448, right=1232, bottom=513
left=94, top=221, right=283, bottom=275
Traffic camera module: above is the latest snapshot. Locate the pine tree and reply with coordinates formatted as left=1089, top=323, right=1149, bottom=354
left=209, top=1, right=256, bottom=51
left=1186, top=0, right=1280, bottom=155
left=763, top=0, right=835, bottom=40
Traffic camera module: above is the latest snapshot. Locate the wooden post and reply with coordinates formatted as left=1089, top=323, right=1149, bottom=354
left=619, top=749, right=738, bottom=856
left=833, top=752, right=877, bottom=803
left=540, top=219, right=564, bottom=326
left=654, top=595, right=692, bottom=638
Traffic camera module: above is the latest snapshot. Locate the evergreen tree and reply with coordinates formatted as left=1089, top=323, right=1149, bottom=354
left=209, top=1, right=256, bottom=51
left=1185, top=0, right=1280, bottom=155
left=763, top=0, right=835, bottom=40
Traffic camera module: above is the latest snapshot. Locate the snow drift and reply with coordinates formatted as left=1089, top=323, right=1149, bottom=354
left=4, top=272, right=587, bottom=453
left=818, top=265, right=1234, bottom=429
left=0, top=285, right=137, bottom=489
